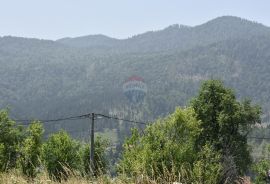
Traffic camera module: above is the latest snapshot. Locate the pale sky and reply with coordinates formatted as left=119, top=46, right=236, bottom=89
left=0, top=0, right=269, bottom=40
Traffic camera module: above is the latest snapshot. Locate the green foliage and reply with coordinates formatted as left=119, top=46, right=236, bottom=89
left=119, top=107, right=225, bottom=183
left=191, top=80, right=261, bottom=176
left=117, top=128, right=141, bottom=176
left=41, top=130, right=81, bottom=181
left=0, top=110, right=23, bottom=171
left=19, top=121, right=44, bottom=178
left=252, top=159, right=270, bottom=184
left=252, top=144, right=270, bottom=184
left=81, top=136, right=109, bottom=176
left=119, top=107, right=201, bottom=178
left=192, top=144, right=222, bottom=184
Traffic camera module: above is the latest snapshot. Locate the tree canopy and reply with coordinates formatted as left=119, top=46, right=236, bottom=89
left=191, top=80, right=261, bottom=178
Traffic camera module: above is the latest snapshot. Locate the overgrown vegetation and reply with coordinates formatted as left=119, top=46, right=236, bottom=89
left=19, top=121, right=43, bottom=178
left=0, top=110, right=109, bottom=182
left=42, top=131, right=82, bottom=181
left=0, top=110, right=24, bottom=171
left=119, top=80, right=261, bottom=183
left=119, top=108, right=202, bottom=178
left=0, top=80, right=268, bottom=183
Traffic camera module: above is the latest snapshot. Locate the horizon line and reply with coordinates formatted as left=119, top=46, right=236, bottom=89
left=0, top=15, right=268, bottom=41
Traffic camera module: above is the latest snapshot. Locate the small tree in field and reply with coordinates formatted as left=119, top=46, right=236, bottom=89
left=19, top=121, right=44, bottom=178
left=42, top=130, right=81, bottom=181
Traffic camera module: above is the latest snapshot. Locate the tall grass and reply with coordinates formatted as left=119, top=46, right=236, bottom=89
left=0, top=171, right=252, bottom=184
left=0, top=159, right=252, bottom=184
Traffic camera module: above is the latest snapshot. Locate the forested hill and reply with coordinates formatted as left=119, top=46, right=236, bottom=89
left=57, top=16, right=270, bottom=52
left=1, top=16, right=270, bottom=138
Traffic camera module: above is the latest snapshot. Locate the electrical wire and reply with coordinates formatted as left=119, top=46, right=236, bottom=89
left=96, top=113, right=149, bottom=125
left=12, top=112, right=149, bottom=126
left=13, top=113, right=92, bottom=125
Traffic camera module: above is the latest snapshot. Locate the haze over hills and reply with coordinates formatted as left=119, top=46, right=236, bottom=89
left=57, top=16, right=270, bottom=52
left=1, top=16, right=270, bottom=138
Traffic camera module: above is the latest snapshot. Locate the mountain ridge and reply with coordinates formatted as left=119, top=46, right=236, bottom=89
left=55, top=16, right=270, bottom=53
left=1, top=16, right=270, bottom=137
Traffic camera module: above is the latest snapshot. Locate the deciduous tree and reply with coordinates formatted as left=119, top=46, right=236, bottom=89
left=191, top=80, right=261, bottom=179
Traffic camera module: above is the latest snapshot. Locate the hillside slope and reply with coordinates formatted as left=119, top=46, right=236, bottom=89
left=57, top=16, right=270, bottom=52
left=1, top=16, right=270, bottom=138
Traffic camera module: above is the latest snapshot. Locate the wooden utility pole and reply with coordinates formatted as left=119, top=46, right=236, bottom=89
left=90, top=113, right=95, bottom=173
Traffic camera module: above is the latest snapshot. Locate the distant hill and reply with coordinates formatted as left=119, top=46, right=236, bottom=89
left=57, top=34, right=120, bottom=48
left=1, top=16, right=270, bottom=139
left=57, top=16, right=270, bottom=52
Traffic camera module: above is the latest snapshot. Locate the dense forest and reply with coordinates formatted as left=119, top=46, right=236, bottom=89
left=1, top=16, right=270, bottom=142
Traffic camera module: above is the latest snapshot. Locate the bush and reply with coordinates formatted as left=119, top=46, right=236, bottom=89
left=41, top=130, right=82, bottom=181
left=252, top=144, right=270, bottom=184
left=0, top=110, right=24, bottom=171
left=119, top=108, right=201, bottom=178
left=191, top=144, right=222, bottom=184
left=19, top=121, right=44, bottom=178
left=252, top=159, right=270, bottom=184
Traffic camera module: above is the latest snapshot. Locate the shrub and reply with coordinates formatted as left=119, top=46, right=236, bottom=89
left=252, top=159, right=270, bottom=184
left=41, top=130, right=82, bottom=181
left=192, top=144, right=222, bottom=184
left=19, top=121, right=44, bottom=178
left=252, top=144, right=270, bottom=184
left=119, top=108, right=201, bottom=178
left=0, top=110, right=24, bottom=171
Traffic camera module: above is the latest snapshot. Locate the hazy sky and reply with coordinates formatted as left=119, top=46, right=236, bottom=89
left=0, top=0, right=269, bottom=40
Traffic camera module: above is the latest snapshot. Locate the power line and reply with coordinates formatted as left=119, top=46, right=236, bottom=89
left=96, top=113, right=149, bottom=125
left=12, top=113, right=149, bottom=126
left=13, top=113, right=92, bottom=125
